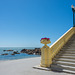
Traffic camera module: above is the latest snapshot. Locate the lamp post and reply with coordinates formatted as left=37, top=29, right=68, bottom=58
left=71, top=5, right=75, bottom=27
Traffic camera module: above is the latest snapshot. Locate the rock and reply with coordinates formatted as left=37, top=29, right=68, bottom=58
left=11, top=53, right=15, bottom=55
left=13, top=51, right=20, bottom=54
left=18, top=52, right=20, bottom=54
left=3, top=50, right=6, bottom=51
left=20, top=48, right=41, bottom=55
left=7, top=50, right=13, bottom=51
left=3, top=50, right=13, bottom=51
left=34, top=48, right=41, bottom=55
left=17, top=53, right=20, bottom=54
left=13, top=51, right=18, bottom=54
left=1, top=53, right=8, bottom=55
left=20, top=49, right=27, bottom=53
left=27, top=51, right=34, bottom=55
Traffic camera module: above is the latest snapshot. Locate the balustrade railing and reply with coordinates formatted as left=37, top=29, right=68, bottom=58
left=40, top=27, right=75, bottom=67
left=50, top=27, right=75, bottom=59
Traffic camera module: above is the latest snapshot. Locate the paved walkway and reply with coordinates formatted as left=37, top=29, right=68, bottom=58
left=0, top=57, right=71, bottom=75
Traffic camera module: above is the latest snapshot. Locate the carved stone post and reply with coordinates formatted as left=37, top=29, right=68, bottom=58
left=40, top=38, right=52, bottom=67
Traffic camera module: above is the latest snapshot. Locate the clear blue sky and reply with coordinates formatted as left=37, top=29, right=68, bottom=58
left=0, top=0, right=75, bottom=47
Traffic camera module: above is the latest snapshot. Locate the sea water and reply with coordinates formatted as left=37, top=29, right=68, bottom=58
left=0, top=47, right=40, bottom=61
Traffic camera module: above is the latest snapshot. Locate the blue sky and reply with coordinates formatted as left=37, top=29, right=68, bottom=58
left=0, top=0, right=75, bottom=47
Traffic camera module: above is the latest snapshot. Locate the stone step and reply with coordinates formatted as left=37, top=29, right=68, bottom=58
left=51, top=64, right=75, bottom=71
left=66, top=41, right=75, bottom=42
left=60, top=49, right=75, bottom=51
left=63, top=47, right=75, bottom=49
left=58, top=50, right=75, bottom=53
left=61, top=65, right=75, bottom=71
left=63, top=45, right=75, bottom=48
left=68, top=39, right=75, bottom=41
left=52, top=61, right=75, bottom=67
left=66, top=42, right=75, bottom=44
left=60, top=51, right=75, bottom=54
left=51, top=64, right=75, bottom=74
left=67, top=43, right=75, bottom=44
left=60, top=51, right=75, bottom=53
left=57, top=53, right=75, bottom=56
left=56, top=55, right=75, bottom=59
left=53, top=58, right=75, bottom=63
left=64, top=42, right=75, bottom=44
left=64, top=44, right=75, bottom=46
left=62, top=47, right=75, bottom=49
left=67, top=40, right=75, bottom=41
left=63, top=69, right=75, bottom=74
left=65, top=43, right=75, bottom=45
left=62, top=49, right=75, bottom=50
left=60, top=50, right=75, bottom=52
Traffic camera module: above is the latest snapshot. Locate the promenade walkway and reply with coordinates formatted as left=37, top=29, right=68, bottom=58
left=0, top=57, right=70, bottom=75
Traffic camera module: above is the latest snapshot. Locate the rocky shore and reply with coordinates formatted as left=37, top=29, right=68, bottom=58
left=20, top=48, right=41, bottom=55
left=1, top=48, right=41, bottom=55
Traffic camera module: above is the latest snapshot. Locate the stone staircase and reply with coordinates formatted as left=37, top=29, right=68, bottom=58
left=51, top=34, right=75, bottom=74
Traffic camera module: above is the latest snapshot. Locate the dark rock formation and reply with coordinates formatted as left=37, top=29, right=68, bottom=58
left=13, top=51, right=20, bottom=54
left=3, top=50, right=6, bottom=51
left=3, top=50, right=13, bottom=51
left=17, top=53, right=20, bottom=54
left=20, top=48, right=41, bottom=55
left=11, top=53, right=15, bottom=55
left=20, top=49, right=27, bottom=53
left=7, top=50, right=13, bottom=51
left=27, top=51, right=34, bottom=55
left=34, top=48, right=41, bottom=55
left=1, top=53, right=8, bottom=55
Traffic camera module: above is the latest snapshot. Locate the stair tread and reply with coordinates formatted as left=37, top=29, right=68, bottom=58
left=61, top=49, right=75, bottom=50
left=51, top=64, right=75, bottom=70
left=60, top=51, right=75, bottom=53
left=52, top=62, right=75, bottom=67
left=60, top=49, right=75, bottom=51
left=63, top=48, right=75, bottom=49
left=54, top=58, right=75, bottom=62
left=56, top=56, right=75, bottom=57
left=59, top=65, right=75, bottom=69
left=58, top=54, right=75, bottom=56
left=53, top=64, right=75, bottom=69
left=51, top=64, right=75, bottom=74
left=63, top=69, right=75, bottom=74
left=56, top=56, right=75, bottom=59
left=53, top=61, right=75, bottom=65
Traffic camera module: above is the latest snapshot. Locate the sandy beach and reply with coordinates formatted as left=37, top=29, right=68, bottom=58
left=0, top=57, right=70, bottom=75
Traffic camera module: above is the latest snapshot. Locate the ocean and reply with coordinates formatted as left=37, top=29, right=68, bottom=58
left=0, top=47, right=40, bottom=61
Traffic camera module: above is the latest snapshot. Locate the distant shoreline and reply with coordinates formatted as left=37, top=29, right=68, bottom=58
left=0, top=47, right=41, bottom=61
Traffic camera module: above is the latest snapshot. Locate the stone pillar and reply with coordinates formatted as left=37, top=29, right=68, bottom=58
left=40, top=38, right=52, bottom=67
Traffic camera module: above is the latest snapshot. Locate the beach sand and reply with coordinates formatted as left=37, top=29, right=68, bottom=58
left=0, top=57, right=69, bottom=75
